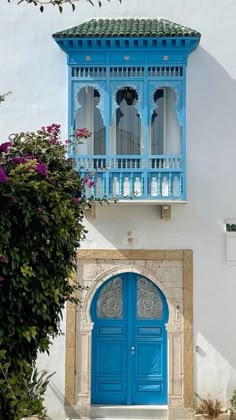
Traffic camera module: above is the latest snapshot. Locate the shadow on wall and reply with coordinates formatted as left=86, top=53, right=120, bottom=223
left=84, top=46, right=236, bottom=250
left=47, top=381, right=80, bottom=419
left=188, top=50, right=236, bottom=399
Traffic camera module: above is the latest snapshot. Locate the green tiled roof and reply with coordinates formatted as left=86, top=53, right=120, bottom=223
left=53, top=18, right=201, bottom=39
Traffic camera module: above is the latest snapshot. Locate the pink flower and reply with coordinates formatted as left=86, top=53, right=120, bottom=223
left=0, top=256, right=7, bottom=263
left=38, top=207, right=43, bottom=212
left=12, top=155, right=34, bottom=165
left=71, top=197, right=79, bottom=204
left=74, top=128, right=92, bottom=139
left=12, top=157, right=23, bottom=164
left=0, top=141, right=12, bottom=153
left=19, top=318, right=24, bottom=324
left=0, top=167, right=8, bottom=183
left=35, top=163, right=48, bottom=177
left=41, top=124, right=61, bottom=143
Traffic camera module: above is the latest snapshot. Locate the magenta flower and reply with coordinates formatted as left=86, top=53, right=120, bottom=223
left=0, top=167, right=8, bottom=183
left=0, top=141, right=12, bottom=153
left=12, top=155, right=34, bottom=165
left=74, top=128, right=92, bottom=139
left=35, top=163, right=48, bottom=177
left=12, top=157, right=22, bottom=164
left=0, top=256, right=7, bottom=263
left=41, top=123, right=61, bottom=143
left=71, top=197, right=79, bottom=204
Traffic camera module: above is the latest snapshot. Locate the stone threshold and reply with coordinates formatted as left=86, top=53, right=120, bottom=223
left=67, top=405, right=193, bottom=420
left=69, top=405, right=169, bottom=419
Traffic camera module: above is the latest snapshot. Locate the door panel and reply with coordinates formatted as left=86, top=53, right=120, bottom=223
left=91, top=273, right=168, bottom=405
left=136, top=342, right=162, bottom=376
left=97, top=342, right=124, bottom=375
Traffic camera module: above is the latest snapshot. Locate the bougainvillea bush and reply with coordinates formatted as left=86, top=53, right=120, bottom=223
left=0, top=125, right=88, bottom=419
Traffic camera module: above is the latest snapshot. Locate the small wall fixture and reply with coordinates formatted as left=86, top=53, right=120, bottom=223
left=225, top=218, right=236, bottom=265
left=124, top=230, right=137, bottom=246
left=160, top=205, right=171, bottom=220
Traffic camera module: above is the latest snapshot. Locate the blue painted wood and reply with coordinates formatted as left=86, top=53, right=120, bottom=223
left=60, top=32, right=198, bottom=201
left=55, top=36, right=200, bottom=57
left=90, top=273, right=169, bottom=405
left=71, top=73, right=185, bottom=200
left=79, top=155, right=184, bottom=200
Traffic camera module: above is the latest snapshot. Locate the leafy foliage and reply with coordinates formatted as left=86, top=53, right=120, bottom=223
left=230, top=390, right=236, bottom=411
left=0, top=125, right=88, bottom=419
left=0, top=358, right=54, bottom=419
left=7, top=0, right=121, bottom=13
left=195, top=393, right=222, bottom=419
left=22, top=368, right=55, bottom=419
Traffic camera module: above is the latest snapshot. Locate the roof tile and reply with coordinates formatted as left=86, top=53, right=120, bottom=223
left=53, top=18, right=201, bottom=39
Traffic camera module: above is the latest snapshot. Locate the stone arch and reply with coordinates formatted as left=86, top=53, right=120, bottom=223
left=65, top=250, right=193, bottom=419
left=82, top=264, right=174, bottom=325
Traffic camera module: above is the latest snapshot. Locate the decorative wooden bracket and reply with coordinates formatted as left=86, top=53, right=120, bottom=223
left=160, top=205, right=171, bottom=220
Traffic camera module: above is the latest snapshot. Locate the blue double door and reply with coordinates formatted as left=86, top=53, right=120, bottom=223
left=91, top=273, right=168, bottom=405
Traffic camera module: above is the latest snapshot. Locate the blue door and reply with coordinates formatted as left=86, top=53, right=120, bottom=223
left=91, top=273, right=169, bottom=405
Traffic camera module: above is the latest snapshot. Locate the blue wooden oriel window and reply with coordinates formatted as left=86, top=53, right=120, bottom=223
left=53, top=20, right=200, bottom=202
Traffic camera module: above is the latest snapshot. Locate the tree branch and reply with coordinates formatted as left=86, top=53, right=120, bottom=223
left=8, top=0, right=121, bottom=12
left=0, top=92, right=12, bottom=106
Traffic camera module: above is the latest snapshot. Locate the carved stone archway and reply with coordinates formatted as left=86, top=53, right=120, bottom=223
left=65, top=249, right=193, bottom=419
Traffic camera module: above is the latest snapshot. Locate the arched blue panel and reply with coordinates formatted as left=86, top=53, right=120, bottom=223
left=90, top=273, right=169, bottom=405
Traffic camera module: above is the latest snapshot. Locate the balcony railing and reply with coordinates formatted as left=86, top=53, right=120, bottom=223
left=74, top=154, right=185, bottom=201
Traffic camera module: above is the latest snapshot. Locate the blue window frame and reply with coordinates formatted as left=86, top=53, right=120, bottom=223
left=53, top=19, right=200, bottom=202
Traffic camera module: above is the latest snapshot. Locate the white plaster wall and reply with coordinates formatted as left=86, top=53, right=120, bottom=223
left=36, top=313, right=67, bottom=420
left=1, top=0, right=236, bottom=417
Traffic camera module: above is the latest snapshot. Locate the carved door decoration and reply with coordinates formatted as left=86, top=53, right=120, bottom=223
left=90, top=273, right=169, bottom=405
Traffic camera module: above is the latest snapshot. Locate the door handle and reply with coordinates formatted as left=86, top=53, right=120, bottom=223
left=131, top=346, right=135, bottom=355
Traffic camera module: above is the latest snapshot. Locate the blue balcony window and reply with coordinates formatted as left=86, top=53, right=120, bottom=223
left=72, top=78, right=184, bottom=201
left=53, top=19, right=201, bottom=202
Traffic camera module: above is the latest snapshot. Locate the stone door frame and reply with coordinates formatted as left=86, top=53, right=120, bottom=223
left=64, top=249, right=193, bottom=417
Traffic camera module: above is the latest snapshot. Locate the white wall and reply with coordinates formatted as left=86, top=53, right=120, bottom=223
left=1, top=0, right=236, bottom=417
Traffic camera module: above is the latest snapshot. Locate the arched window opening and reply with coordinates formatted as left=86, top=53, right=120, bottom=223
left=111, top=87, right=142, bottom=155
left=75, top=86, right=105, bottom=155
left=150, top=87, right=181, bottom=155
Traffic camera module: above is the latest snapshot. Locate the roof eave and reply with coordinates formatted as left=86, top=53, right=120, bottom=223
left=53, top=35, right=200, bottom=55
